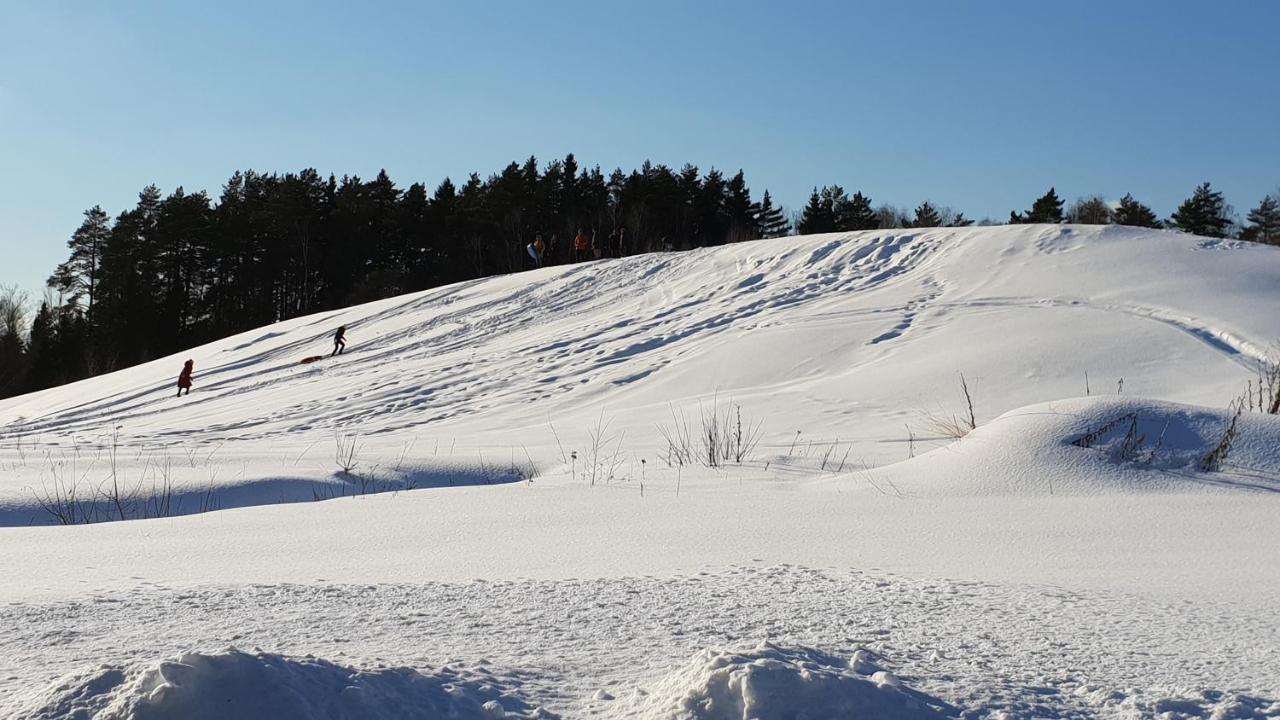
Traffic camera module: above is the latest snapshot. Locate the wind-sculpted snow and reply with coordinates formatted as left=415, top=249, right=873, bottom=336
left=4, top=568, right=1276, bottom=719
left=1, top=224, right=1278, bottom=524
left=9, top=648, right=547, bottom=719
left=1, top=226, right=1279, bottom=718
left=632, top=642, right=951, bottom=719
left=865, top=396, right=1280, bottom=496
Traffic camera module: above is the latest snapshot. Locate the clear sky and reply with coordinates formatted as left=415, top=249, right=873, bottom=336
left=1, top=0, right=1277, bottom=297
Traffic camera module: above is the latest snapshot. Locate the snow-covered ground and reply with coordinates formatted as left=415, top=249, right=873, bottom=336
left=1, top=225, right=1278, bottom=718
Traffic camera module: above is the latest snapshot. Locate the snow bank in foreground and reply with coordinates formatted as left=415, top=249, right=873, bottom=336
left=633, top=642, right=948, bottom=719
left=10, top=648, right=548, bottom=719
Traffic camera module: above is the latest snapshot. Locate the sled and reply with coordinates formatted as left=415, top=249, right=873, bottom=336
left=300, top=355, right=325, bottom=364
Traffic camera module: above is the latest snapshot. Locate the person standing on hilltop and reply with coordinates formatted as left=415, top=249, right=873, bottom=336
left=332, top=326, right=347, bottom=356
left=606, top=228, right=620, bottom=259
left=573, top=228, right=590, bottom=263
left=176, top=360, right=194, bottom=397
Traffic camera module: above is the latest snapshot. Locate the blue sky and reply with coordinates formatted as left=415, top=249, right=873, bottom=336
left=1, top=0, right=1277, bottom=296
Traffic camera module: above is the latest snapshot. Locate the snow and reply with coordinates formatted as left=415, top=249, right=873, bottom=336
left=632, top=643, right=945, bottom=719
left=1, top=224, right=1278, bottom=718
left=9, top=649, right=537, bottom=719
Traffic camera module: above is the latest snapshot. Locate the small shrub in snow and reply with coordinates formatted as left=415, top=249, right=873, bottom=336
left=917, top=373, right=978, bottom=440
left=1243, top=346, right=1280, bottom=415
left=584, top=409, right=626, bottom=485
left=1200, top=400, right=1243, bottom=473
left=334, top=431, right=362, bottom=474
left=657, top=397, right=764, bottom=470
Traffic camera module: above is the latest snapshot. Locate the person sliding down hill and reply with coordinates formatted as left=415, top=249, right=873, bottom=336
left=332, top=326, right=347, bottom=356
left=176, top=360, right=194, bottom=397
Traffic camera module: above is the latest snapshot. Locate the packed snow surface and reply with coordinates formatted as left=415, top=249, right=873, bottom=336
left=1, top=225, right=1278, bottom=718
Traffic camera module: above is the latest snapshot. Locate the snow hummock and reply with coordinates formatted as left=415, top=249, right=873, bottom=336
left=633, top=642, right=948, bottom=719
left=861, top=395, right=1280, bottom=496
left=10, top=648, right=544, bottom=719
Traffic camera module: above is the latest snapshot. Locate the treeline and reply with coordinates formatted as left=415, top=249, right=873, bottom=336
left=1, top=153, right=1278, bottom=399
left=0, top=155, right=793, bottom=397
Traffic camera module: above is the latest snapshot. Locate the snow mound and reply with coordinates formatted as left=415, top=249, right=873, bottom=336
left=634, top=642, right=949, bottom=719
left=11, top=648, right=548, bottom=719
left=875, top=396, right=1280, bottom=496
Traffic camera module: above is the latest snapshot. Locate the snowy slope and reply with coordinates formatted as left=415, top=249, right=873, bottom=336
left=2, top=224, right=1279, bottom=719
left=1, top=224, right=1276, bottom=521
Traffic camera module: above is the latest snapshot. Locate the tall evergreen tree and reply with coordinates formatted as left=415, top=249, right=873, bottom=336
left=1112, top=193, right=1161, bottom=228
left=1241, top=195, right=1280, bottom=244
left=50, top=206, right=111, bottom=318
left=755, top=190, right=790, bottom=238
left=912, top=201, right=942, bottom=228
left=723, top=170, right=756, bottom=243
left=838, top=191, right=878, bottom=231
left=798, top=188, right=835, bottom=234
left=1169, top=182, right=1230, bottom=238
left=1025, top=188, right=1065, bottom=224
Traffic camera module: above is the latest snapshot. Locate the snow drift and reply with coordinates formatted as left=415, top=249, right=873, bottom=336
left=863, top=395, right=1280, bottom=496
left=9, top=648, right=547, bottom=720
left=633, top=642, right=950, bottom=719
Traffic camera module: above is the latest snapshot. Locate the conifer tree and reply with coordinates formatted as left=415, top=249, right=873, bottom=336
left=1242, top=195, right=1280, bottom=244
left=912, top=201, right=942, bottom=228
left=1170, top=182, right=1230, bottom=238
left=756, top=191, right=790, bottom=238
left=798, top=188, right=835, bottom=234
left=50, top=206, right=111, bottom=318
left=839, top=191, right=878, bottom=231
left=1025, top=188, right=1065, bottom=224
left=1112, top=193, right=1161, bottom=228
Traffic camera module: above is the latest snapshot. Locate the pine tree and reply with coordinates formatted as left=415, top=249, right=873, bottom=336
left=798, top=188, right=835, bottom=234
left=912, top=201, right=942, bottom=228
left=838, top=191, right=878, bottom=231
left=1170, top=182, right=1230, bottom=238
left=1025, top=188, right=1065, bottom=224
left=1112, top=193, right=1161, bottom=228
left=23, top=302, right=58, bottom=391
left=756, top=190, right=790, bottom=238
left=723, top=170, right=756, bottom=243
left=1242, top=195, right=1280, bottom=244
left=948, top=212, right=974, bottom=227
left=51, top=206, right=111, bottom=318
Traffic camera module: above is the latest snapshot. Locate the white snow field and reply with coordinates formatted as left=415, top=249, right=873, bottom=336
left=1, top=224, right=1278, bottom=718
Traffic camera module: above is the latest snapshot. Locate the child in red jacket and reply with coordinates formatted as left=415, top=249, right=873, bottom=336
left=177, top=360, right=194, bottom=397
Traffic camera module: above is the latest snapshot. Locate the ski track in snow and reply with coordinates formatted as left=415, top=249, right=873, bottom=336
left=2, top=566, right=1276, bottom=719
left=1, top=226, right=1271, bottom=457
left=0, top=231, right=947, bottom=442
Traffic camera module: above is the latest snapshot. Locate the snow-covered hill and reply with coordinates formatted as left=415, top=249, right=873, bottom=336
left=2, top=225, right=1278, bottom=719
left=2, top=224, right=1277, bottom=518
